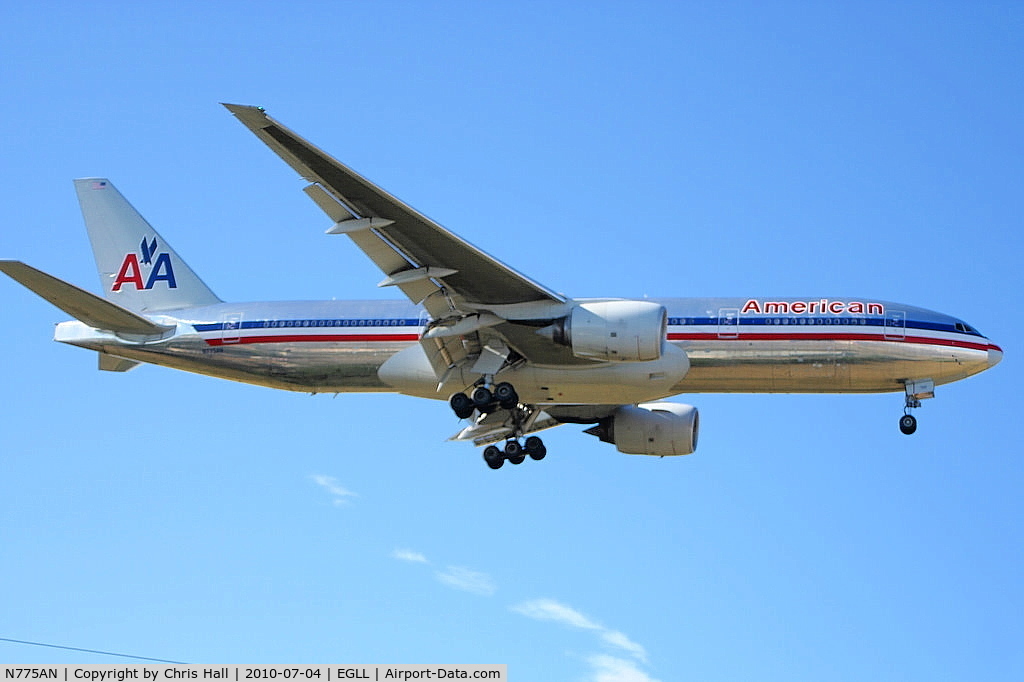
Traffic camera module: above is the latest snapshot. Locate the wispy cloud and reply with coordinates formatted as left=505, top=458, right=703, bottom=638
left=310, top=474, right=358, bottom=506
left=389, top=547, right=493, bottom=596
left=599, top=632, right=648, bottom=664
left=587, top=655, right=661, bottom=682
left=392, top=548, right=429, bottom=564
left=511, top=598, right=602, bottom=631
left=387, top=555, right=654, bottom=681
left=435, top=566, right=496, bottom=596
left=511, top=598, right=648, bottom=663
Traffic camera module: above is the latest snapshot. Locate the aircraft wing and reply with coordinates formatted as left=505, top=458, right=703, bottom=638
left=224, top=104, right=579, bottom=380
left=223, top=104, right=564, bottom=312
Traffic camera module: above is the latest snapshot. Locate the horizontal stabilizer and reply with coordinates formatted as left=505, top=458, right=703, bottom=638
left=0, top=260, right=173, bottom=336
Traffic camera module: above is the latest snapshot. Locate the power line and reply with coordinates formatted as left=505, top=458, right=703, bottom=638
left=0, top=636, right=186, bottom=664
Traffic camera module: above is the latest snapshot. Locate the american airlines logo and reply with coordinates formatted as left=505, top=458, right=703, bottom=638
left=112, top=237, right=177, bottom=291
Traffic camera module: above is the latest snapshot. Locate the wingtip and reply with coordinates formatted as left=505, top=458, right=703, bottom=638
left=220, top=102, right=259, bottom=111
left=221, top=103, right=272, bottom=129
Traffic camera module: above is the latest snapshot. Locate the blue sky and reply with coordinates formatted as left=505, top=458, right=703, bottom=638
left=1, top=2, right=1021, bottom=679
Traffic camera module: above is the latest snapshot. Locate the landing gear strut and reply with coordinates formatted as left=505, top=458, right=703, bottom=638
left=899, top=379, right=933, bottom=435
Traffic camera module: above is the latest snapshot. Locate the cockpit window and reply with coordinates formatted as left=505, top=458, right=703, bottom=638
left=955, top=322, right=981, bottom=335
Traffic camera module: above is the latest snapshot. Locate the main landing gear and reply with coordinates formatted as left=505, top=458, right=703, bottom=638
left=483, top=436, right=547, bottom=470
left=449, top=381, right=519, bottom=418
left=450, top=381, right=547, bottom=469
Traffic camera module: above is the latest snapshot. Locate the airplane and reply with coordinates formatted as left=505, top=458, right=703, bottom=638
left=0, top=104, right=1003, bottom=469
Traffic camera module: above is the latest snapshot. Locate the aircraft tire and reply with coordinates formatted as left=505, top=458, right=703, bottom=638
left=450, top=392, right=475, bottom=419
left=505, top=440, right=526, bottom=465
left=899, top=414, right=917, bottom=435
left=483, top=445, right=504, bottom=469
left=472, top=386, right=494, bottom=409
left=525, top=436, right=546, bottom=460
left=495, top=382, right=519, bottom=409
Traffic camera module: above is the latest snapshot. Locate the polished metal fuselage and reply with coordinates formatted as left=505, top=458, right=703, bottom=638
left=54, top=297, right=1000, bottom=403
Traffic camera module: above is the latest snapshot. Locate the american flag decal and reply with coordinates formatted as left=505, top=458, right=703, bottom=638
left=90, top=181, right=108, bottom=190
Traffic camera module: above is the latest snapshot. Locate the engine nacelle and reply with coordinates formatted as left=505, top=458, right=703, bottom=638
left=549, top=300, right=666, bottom=362
left=586, top=402, right=699, bottom=456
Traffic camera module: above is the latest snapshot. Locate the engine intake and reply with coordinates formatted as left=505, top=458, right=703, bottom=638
left=585, top=402, right=699, bottom=456
left=548, top=300, right=667, bottom=362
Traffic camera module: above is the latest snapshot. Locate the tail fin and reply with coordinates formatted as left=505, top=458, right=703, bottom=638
left=74, top=178, right=221, bottom=312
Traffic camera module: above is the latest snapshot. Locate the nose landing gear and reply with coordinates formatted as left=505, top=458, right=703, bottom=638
left=899, top=379, right=933, bottom=435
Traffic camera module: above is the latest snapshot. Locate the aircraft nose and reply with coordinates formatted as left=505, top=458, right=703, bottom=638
left=988, top=344, right=1003, bottom=368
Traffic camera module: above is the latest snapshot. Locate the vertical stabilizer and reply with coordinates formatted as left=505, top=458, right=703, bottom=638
left=74, top=178, right=221, bottom=312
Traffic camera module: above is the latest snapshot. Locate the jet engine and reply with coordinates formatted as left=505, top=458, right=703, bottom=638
left=545, top=300, right=667, bottom=362
left=585, top=402, right=699, bottom=456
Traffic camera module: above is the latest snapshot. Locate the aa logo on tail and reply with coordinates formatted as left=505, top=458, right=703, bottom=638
left=112, top=237, right=177, bottom=291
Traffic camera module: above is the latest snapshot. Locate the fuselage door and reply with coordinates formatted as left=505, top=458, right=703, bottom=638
left=222, top=312, right=243, bottom=344
left=718, top=308, right=739, bottom=339
left=884, top=310, right=906, bottom=340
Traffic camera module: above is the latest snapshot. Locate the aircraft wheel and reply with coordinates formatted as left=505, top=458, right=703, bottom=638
left=450, top=392, right=474, bottom=419
left=494, top=382, right=519, bottom=409
left=525, top=436, right=546, bottom=460
left=483, top=445, right=504, bottom=469
left=899, top=414, right=917, bottom=435
left=505, top=440, right=526, bottom=465
left=472, top=386, right=494, bottom=409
